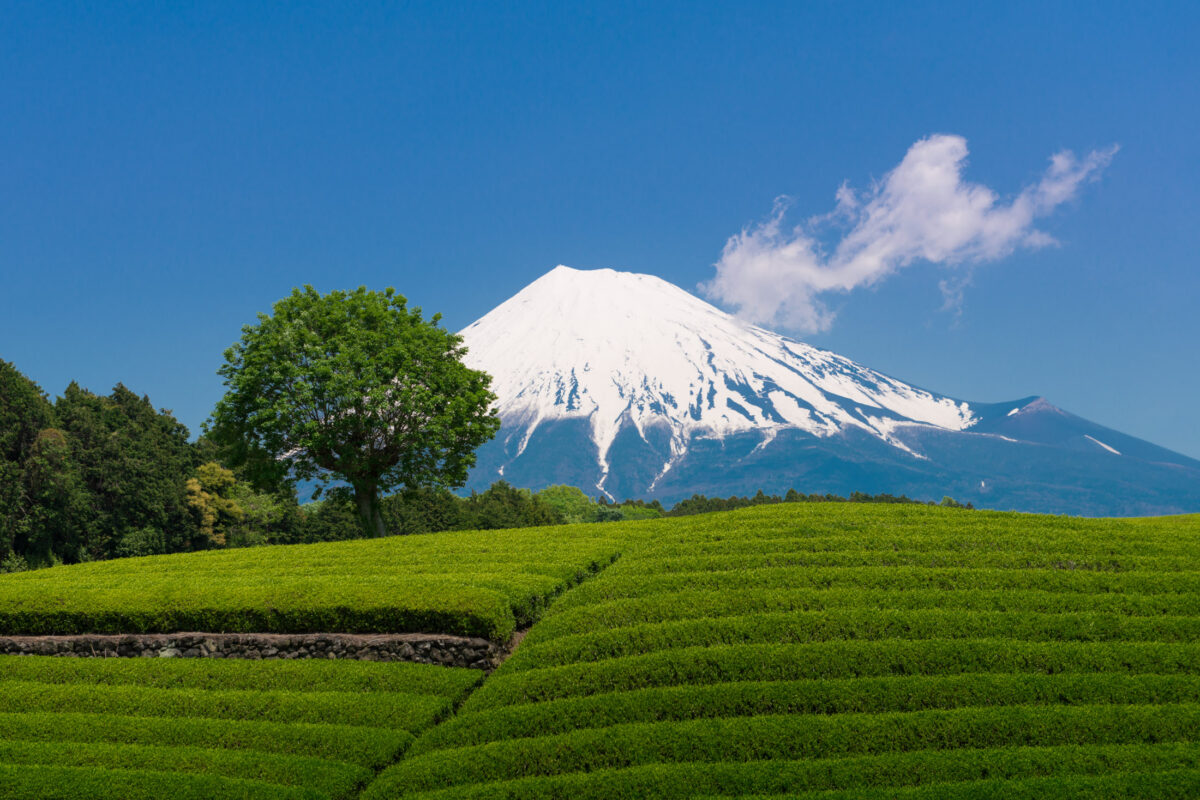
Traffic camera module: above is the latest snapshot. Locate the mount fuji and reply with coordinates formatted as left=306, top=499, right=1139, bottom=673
left=459, top=266, right=1200, bottom=516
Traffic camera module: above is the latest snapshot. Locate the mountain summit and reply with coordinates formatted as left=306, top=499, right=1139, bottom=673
left=460, top=266, right=1200, bottom=516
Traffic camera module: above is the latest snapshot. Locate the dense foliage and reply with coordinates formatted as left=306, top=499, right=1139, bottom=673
left=0, top=656, right=479, bottom=799
left=0, top=360, right=57, bottom=570
left=209, top=286, right=500, bottom=538
left=0, top=362, right=210, bottom=568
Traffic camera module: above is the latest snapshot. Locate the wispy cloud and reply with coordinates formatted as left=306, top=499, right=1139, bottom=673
left=703, top=134, right=1118, bottom=332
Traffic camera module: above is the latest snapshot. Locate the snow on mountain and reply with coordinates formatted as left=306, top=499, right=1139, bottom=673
left=457, top=266, right=1200, bottom=515
left=460, top=265, right=974, bottom=492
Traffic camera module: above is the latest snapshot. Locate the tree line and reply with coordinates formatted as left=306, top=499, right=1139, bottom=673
left=1, top=354, right=971, bottom=573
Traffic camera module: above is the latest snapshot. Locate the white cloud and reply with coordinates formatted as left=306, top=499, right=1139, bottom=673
left=703, top=134, right=1117, bottom=332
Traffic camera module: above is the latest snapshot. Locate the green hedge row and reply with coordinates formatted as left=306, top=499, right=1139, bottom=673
left=0, top=655, right=481, bottom=697
left=469, top=639, right=1200, bottom=709
left=0, top=764, right=327, bottom=800
left=549, top=565, right=1200, bottom=611
left=526, top=586, right=1200, bottom=644
left=627, top=504, right=1196, bottom=546
left=0, top=680, right=450, bottom=732
left=388, top=702, right=1200, bottom=791
left=0, top=740, right=367, bottom=800
left=760, top=769, right=1200, bottom=800
left=614, top=547, right=1200, bottom=574
left=510, top=608, right=1200, bottom=668
left=628, top=519, right=1200, bottom=546
left=628, top=524, right=1200, bottom=556
left=415, top=672, right=1200, bottom=753
left=0, top=711, right=412, bottom=770
left=375, top=742, right=1200, bottom=800
left=0, top=583, right=514, bottom=639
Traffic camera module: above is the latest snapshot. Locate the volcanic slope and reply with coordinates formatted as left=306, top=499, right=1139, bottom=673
left=458, top=266, right=1200, bottom=515
left=368, top=503, right=1200, bottom=799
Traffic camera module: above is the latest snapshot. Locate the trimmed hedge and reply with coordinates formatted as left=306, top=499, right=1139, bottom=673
left=0, top=711, right=412, bottom=769
left=753, top=769, right=1200, bottom=800
left=0, top=740, right=367, bottom=800
left=525, top=587, right=1200, bottom=644
left=0, top=764, right=327, bottom=800
left=376, top=743, right=1200, bottom=799
left=0, top=655, right=482, bottom=697
left=386, top=703, right=1200, bottom=791
left=611, top=547, right=1200, bottom=574
left=509, top=609, right=1200, bottom=668
left=549, top=565, right=1200, bottom=612
left=0, top=680, right=451, bottom=732
left=467, top=639, right=1200, bottom=709
left=415, top=672, right=1200, bottom=753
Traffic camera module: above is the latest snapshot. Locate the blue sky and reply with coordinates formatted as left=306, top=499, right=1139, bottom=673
left=3, top=2, right=1198, bottom=459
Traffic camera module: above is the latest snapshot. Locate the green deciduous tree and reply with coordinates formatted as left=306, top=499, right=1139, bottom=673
left=536, top=485, right=601, bottom=523
left=185, top=462, right=244, bottom=547
left=209, top=286, right=500, bottom=538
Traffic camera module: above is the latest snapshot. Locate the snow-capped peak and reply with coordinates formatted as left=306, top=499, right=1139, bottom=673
left=459, top=266, right=975, bottom=490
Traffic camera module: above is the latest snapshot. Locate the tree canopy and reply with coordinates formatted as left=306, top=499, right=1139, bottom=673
left=0, top=360, right=56, bottom=564
left=209, top=286, right=500, bottom=537
left=56, top=382, right=200, bottom=559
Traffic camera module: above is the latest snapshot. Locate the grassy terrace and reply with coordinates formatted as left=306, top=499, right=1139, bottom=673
left=0, top=524, right=626, bottom=641
left=0, top=656, right=479, bottom=799
left=368, top=504, right=1200, bottom=799
left=2, top=504, right=1199, bottom=798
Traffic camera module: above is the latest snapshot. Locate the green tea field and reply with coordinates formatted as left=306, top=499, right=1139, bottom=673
left=0, top=657, right=478, bottom=798
left=0, top=524, right=625, bottom=640
left=3, top=504, right=1200, bottom=798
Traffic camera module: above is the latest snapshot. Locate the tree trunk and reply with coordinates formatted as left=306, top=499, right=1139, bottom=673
left=353, top=482, right=386, bottom=538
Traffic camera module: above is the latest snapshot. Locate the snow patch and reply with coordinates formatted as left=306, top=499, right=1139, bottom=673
left=1084, top=434, right=1121, bottom=455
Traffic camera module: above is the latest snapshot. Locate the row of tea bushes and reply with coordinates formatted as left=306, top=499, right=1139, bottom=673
left=0, top=524, right=627, bottom=641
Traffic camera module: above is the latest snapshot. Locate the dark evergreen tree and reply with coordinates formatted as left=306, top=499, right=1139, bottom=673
left=462, top=481, right=563, bottom=530
left=384, top=487, right=466, bottom=535
left=21, top=428, right=88, bottom=564
left=55, top=383, right=199, bottom=559
left=0, top=360, right=56, bottom=562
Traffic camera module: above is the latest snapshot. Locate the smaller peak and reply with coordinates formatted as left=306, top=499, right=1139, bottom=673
left=1022, top=397, right=1064, bottom=415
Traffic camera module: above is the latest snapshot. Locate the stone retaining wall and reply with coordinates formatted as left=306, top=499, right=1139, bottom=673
left=0, top=632, right=506, bottom=670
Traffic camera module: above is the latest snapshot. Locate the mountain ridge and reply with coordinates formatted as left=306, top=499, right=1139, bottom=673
left=459, top=266, right=1200, bottom=516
